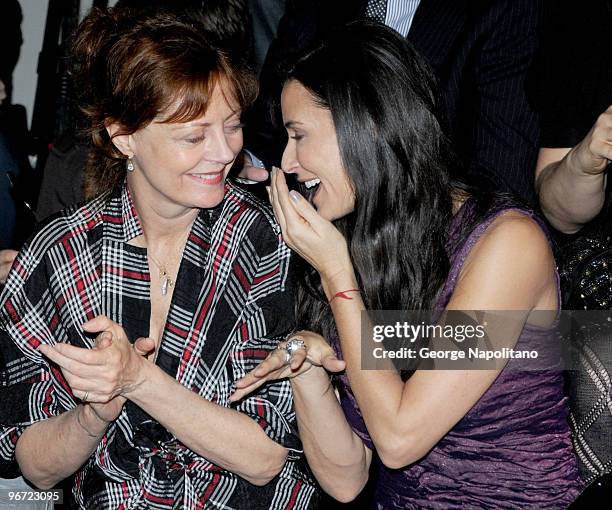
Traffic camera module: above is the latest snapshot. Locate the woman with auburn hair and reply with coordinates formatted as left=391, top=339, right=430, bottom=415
left=0, top=8, right=316, bottom=509
left=231, top=22, right=582, bottom=508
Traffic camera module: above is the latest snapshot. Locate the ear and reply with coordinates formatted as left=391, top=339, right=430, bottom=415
left=105, top=121, right=134, bottom=158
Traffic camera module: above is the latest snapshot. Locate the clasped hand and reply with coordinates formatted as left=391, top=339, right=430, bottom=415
left=38, top=315, right=155, bottom=423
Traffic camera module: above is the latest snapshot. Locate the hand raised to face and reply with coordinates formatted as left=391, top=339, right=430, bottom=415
left=268, top=167, right=352, bottom=283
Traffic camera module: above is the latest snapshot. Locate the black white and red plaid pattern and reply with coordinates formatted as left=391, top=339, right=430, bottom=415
left=0, top=181, right=317, bottom=509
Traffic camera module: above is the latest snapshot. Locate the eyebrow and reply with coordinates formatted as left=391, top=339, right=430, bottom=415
left=172, top=123, right=210, bottom=130
left=284, top=120, right=304, bottom=129
left=171, top=112, right=242, bottom=130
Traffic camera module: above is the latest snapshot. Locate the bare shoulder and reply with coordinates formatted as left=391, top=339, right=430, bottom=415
left=478, top=211, right=552, bottom=257
left=452, top=210, right=556, bottom=310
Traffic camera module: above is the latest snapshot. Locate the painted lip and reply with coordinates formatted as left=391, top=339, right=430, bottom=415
left=186, top=170, right=225, bottom=186
left=296, top=176, right=320, bottom=184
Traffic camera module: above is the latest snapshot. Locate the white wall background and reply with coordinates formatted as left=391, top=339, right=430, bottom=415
left=13, top=0, right=119, bottom=127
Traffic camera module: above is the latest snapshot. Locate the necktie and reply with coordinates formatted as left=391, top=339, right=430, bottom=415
left=365, top=0, right=388, bottom=23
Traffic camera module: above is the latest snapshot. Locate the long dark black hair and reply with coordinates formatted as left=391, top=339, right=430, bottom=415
left=287, top=21, right=457, bottom=338
left=288, top=21, right=526, bottom=339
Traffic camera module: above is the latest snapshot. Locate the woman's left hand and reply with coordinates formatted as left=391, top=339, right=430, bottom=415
left=269, top=167, right=352, bottom=282
left=229, top=330, right=345, bottom=402
left=38, top=315, right=155, bottom=405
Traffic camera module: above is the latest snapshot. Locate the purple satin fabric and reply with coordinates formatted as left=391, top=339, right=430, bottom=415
left=331, top=201, right=582, bottom=509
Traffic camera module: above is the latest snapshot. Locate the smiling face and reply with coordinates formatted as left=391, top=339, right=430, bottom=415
left=281, top=80, right=355, bottom=221
left=111, top=83, right=244, bottom=215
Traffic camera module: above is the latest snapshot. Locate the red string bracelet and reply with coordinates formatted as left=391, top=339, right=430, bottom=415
left=329, top=288, right=361, bottom=304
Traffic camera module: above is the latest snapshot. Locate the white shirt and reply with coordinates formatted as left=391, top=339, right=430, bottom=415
left=374, top=0, right=422, bottom=37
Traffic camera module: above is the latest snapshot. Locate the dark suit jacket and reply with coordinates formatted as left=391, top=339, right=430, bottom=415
left=244, top=0, right=542, bottom=203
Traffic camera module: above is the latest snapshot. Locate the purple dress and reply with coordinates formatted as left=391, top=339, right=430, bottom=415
left=332, top=202, right=582, bottom=509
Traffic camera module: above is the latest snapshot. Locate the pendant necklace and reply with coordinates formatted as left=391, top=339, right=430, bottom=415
left=147, top=228, right=191, bottom=296
left=148, top=254, right=176, bottom=296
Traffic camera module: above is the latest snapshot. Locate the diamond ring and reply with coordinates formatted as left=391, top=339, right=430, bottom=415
left=279, top=338, right=306, bottom=364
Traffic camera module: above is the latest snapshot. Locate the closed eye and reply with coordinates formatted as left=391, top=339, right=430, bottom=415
left=225, top=123, right=245, bottom=133
left=186, top=136, right=205, bottom=144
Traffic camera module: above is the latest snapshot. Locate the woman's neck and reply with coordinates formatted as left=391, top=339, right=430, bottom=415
left=128, top=184, right=199, bottom=250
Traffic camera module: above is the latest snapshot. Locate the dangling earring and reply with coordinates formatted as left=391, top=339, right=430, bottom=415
left=126, top=157, right=135, bottom=172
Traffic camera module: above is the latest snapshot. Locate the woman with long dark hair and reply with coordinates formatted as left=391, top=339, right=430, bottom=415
left=231, top=21, right=582, bottom=508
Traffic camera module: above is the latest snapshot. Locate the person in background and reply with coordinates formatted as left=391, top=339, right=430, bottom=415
left=0, top=0, right=23, bottom=105
left=0, top=78, right=23, bottom=283
left=532, top=0, right=612, bottom=496
left=0, top=0, right=25, bottom=252
left=0, top=8, right=317, bottom=508
left=0, top=127, right=20, bottom=250
left=244, top=0, right=542, bottom=203
left=247, top=0, right=287, bottom=76
left=534, top=0, right=611, bottom=235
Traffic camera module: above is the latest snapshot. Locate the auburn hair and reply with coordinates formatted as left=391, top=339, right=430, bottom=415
left=72, top=7, right=257, bottom=198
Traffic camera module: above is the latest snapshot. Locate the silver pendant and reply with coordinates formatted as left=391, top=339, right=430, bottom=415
left=161, top=276, right=169, bottom=296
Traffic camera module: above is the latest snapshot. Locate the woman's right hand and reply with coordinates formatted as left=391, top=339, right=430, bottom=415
left=83, top=332, right=154, bottom=425
left=40, top=316, right=156, bottom=427
left=571, top=104, right=612, bottom=174
left=229, top=331, right=345, bottom=402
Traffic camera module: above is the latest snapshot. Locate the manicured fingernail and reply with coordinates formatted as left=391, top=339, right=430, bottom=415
left=289, top=191, right=301, bottom=202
